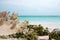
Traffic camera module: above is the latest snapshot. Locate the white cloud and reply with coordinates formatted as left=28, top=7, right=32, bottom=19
left=1, top=0, right=60, bottom=10
left=0, top=0, right=60, bottom=15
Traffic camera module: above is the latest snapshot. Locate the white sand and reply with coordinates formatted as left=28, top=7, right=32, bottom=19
left=0, top=24, right=17, bottom=36
left=29, top=22, right=60, bottom=32
left=0, top=38, right=18, bottom=40
left=0, top=21, right=60, bottom=36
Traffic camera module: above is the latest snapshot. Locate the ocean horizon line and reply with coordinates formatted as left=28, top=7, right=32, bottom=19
left=18, top=15, right=60, bottom=17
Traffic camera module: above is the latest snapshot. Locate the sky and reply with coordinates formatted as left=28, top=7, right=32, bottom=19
left=0, top=0, right=60, bottom=16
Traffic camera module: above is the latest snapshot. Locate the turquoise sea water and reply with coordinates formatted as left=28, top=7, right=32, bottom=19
left=18, top=16, right=60, bottom=22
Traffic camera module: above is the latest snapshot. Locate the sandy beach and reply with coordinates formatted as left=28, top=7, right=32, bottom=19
left=0, top=21, right=60, bottom=35
left=0, top=24, right=16, bottom=36
left=29, top=22, right=60, bottom=32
